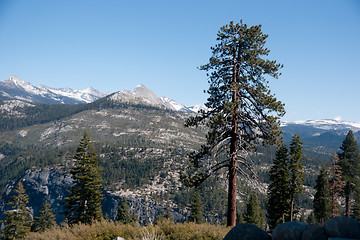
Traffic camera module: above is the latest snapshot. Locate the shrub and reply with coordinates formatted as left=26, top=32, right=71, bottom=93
left=24, top=219, right=229, bottom=240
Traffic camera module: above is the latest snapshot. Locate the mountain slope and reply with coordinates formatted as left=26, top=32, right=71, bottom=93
left=0, top=76, right=104, bottom=104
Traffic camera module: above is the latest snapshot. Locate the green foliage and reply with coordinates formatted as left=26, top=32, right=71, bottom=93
left=65, top=131, right=104, bottom=224
left=313, top=166, right=331, bottom=225
left=328, top=153, right=344, bottom=217
left=116, top=197, right=137, bottom=224
left=267, top=144, right=290, bottom=229
left=1, top=181, right=33, bottom=240
left=306, top=212, right=317, bottom=225
left=267, top=135, right=305, bottom=229
left=243, top=192, right=264, bottom=229
left=34, top=200, right=56, bottom=232
left=338, top=130, right=360, bottom=217
left=189, top=190, right=204, bottom=223
left=288, top=134, right=304, bottom=221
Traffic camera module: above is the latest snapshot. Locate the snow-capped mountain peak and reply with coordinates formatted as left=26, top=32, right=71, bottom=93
left=0, top=76, right=104, bottom=104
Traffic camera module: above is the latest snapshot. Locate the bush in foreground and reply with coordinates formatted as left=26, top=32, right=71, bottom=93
left=24, top=219, right=230, bottom=240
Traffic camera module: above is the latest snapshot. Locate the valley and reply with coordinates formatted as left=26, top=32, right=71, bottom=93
left=0, top=77, right=359, bottom=225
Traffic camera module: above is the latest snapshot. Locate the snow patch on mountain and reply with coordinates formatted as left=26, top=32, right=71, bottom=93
left=188, top=104, right=207, bottom=113
left=159, top=97, right=193, bottom=112
left=281, top=119, right=360, bottom=132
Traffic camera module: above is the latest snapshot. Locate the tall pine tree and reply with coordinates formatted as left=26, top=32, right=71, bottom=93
left=328, top=153, right=344, bottom=217
left=34, top=200, right=56, bottom=232
left=116, top=197, right=137, bottom=224
left=267, top=144, right=290, bottom=230
left=1, top=181, right=33, bottom=240
left=243, top=192, right=264, bottom=229
left=189, top=190, right=204, bottom=223
left=182, top=20, right=285, bottom=227
left=65, top=131, right=104, bottom=224
left=313, top=166, right=331, bottom=225
left=288, top=134, right=304, bottom=221
left=338, top=130, right=360, bottom=217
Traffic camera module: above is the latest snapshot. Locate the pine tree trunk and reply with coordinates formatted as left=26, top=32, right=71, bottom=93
left=227, top=100, right=238, bottom=227
left=345, top=194, right=350, bottom=217
left=227, top=58, right=238, bottom=227
left=227, top=154, right=237, bottom=227
left=345, top=182, right=351, bottom=217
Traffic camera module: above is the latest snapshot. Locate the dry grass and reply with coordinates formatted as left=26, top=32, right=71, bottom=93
left=24, top=219, right=230, bottom=240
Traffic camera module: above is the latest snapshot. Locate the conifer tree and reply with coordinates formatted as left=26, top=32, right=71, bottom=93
left=65, top=131, right=104, bottom=224
left=116, top=197, right=137, bottom=224
left=182, top=20, right=285, bottom=227
left=267, top=144, right=290, bottom=230
left=353, top=189, right=360, bottom=221
left=189, top=190, right=204, bottom=223
left=1, top=181, right=33, bottom=240
left=313, top=166, right=331, bottom=225
left=288, top=134, right=304, bottom=221
left=34, top=200, right=56, bottom=232
left=328, top=153, right=344, bottom=217
left=243, top=192, right=264, bottom=228
left=338, top=130, right=360, bottom=217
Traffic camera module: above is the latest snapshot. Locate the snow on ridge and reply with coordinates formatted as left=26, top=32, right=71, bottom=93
left=160, top=97, right=185, bottom=111
left=282, top=119, right=360, bottom=131
left=1, top=76, right=104, bottom=104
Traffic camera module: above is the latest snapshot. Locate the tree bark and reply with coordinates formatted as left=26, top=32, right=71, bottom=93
left=227, top=55, right=239, bottom=227
left=345, top=195, right=350, bottom=217
left=345, top=182, right=350, bottom=217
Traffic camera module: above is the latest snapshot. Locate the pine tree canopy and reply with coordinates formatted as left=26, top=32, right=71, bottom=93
left=65, top=131, right=104, bottom=225
left=288, top=134, right=304, bottom=221
left=267, top=144, right=290, bottom=229
left=338, top=130, right=360, bottom=217
left=189, top=190, right=204, bottom=224
left=313, top=166, right=331, bottom=225
left=328, top=153, right=344, bottom=218
left=116, top=197, right=137, bottom=224
left=243, top=192, right=264, bottom=228
left=182, top=20, right=285, bottom=227
left=1, top=181, right=32, bottom=240
left=34, top=200, right=56, bottom=232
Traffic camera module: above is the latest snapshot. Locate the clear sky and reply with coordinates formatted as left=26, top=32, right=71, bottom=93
left=0, top=0, right=359, bottom=122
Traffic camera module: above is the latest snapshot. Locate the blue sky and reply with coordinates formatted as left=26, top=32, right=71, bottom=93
left=0, top=0, right=359, bottom=122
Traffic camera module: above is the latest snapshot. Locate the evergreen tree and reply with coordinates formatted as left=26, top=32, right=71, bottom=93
left=182, top=20, right=285, bottom=227
left=307, top=212, right=317, bottom=225
left=243, top=192, right=264, bottom=228
left=313, top=166, right=331, bottom=225
left=1, top=181, right=32, bottom=240
left=65, top=131, right=104, bottom=224
left=353, top=189, right=360, bottom=221
left=328, top=153, right=344, bottom=217
left=34, top=200, right=56, bottom=232
left=288, top=134, right=304, bottom=221
left=338, top=130, right=360, bottom=217
left=236, top=210, right=244, bottom=225
left=267, top=144, right=290, bottom=230
left=189, top=190, right=204, bottom=223
left=116, top=197, right=137, bottom=224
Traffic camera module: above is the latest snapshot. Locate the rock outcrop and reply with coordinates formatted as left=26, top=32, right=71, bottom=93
left=223, top=223, right=271, bottom=240
left=223, top=217, right=360, bottom=240
left=0, top=168, right=186, bottom=225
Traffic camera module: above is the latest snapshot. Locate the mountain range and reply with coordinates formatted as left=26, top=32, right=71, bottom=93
left=0, top=75, right=359, bottom=224
left=0, top=76, right=200, bottom=112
